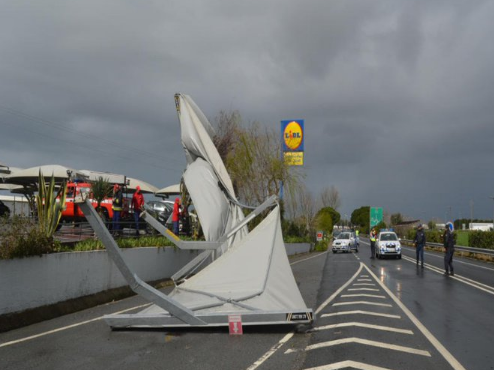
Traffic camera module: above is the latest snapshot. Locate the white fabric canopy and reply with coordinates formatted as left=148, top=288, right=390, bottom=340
left=176, top=94, right=246, bottom=244
left=142, top=205, right=308, bottom=315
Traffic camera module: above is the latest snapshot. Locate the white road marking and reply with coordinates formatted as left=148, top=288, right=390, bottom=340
left=314, top=322, right=413, bottom=335
left=333, top=301, right=392, bottom=307
left=348, top=288, right=380, bottom=291
left=315, top=264, right=364, bottom=315
left=362, top=263, right=466, bottom=370
left=341, top=294, right=386, bottom=299
left=352, top=283, right=376, bottom=286
left=402, top=246, right=494, bottom=272
left=357, top=278, right=372, bottom=282
left=402, top=255, right=494, bottom=296
left=284, top=337, right=430, bottom=357
left=303, top=360, right=394, bottom=370
left=247, top=252, right=358, bottom=370
left=360, top=275, right=370, bottom=277
left=321, top=310, right=401, bottom=319
left=0, top=303, right=151, bottom=348
left=245, top=332, right=294, bottom=370
left=290, top=251, right=328, bottom=266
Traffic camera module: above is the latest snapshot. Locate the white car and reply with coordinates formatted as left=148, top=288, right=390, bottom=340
left=332, top=232, right=356, bottom=253
left=376, top=231, right=402, bottom=259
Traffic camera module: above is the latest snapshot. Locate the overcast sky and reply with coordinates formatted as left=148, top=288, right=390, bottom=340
left=1, top=1, right=493, bottom=222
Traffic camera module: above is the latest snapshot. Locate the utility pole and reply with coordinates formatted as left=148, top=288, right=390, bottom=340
left=489, top=197, right=494, bottom=231
left=470, top=200, right=474, bottom=230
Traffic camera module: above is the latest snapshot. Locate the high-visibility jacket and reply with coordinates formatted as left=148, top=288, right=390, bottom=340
left=370, top=232, right=376, bottom=242
left=112, top=190, right=123, bottom=211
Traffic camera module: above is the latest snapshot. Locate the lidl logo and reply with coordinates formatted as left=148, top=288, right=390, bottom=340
left=281, top=120, right=304, bottom=152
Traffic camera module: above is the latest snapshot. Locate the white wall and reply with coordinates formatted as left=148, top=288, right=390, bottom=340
left=0, top=243, right=312, bottom=316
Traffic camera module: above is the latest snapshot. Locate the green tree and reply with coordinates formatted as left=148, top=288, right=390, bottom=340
left=91, top=177, right=112, bottom=213
left=314, top=208, right=334, bottom=236
left=373, top=221, right=387, bottom=232
left=351, top=206, right=370, bottom=233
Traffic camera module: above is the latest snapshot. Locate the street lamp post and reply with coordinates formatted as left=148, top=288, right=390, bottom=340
left=490, top=196, right=494, bottom=231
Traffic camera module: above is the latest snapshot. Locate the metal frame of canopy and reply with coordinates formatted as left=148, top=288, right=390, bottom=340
left=77, top=195, right=314, bottom=330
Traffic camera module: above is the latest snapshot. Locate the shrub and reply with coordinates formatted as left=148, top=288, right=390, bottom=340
left=469, top=231, right=494, bottom=249
left=0, top=216, right=60, bottom=259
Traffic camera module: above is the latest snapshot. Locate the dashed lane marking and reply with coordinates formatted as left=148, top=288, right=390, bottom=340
left=284, top=337, right=431, bottom=357
left=320, top=310, right=401, bottom=319
left=333, top=301, right=392, bottom=307
left=313, top=322, right=413, bottom=335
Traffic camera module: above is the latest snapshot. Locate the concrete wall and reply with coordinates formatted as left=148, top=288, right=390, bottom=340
left=0, top=247, right=200, bottom=315
left=0, top=243, right=312, bottom=316
left=285, top=242, right=312, bottom=255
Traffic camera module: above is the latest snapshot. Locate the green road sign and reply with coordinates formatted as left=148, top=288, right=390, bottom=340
left=370, top=207, right=383, bottom=228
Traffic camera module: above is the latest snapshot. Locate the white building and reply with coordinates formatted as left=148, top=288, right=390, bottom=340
left=469, top=223, right=494, bottom=231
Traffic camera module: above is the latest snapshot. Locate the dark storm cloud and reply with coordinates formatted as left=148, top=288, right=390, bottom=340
left=1, top=0, right=493, bottom=221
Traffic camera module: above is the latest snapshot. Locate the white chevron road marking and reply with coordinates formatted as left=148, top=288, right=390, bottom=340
left=314, top=322, right=413, bottom=335
left=341, top=294, right=386, bottom=299
left=303, top=360, right=394, bottom=370
left=348, top=288, right=380, bottom=291
left=333, top=301, right=392, bottom=307
left=321, top=310, right=401, bottom=319
left=285, top=337, right=430, bottom=356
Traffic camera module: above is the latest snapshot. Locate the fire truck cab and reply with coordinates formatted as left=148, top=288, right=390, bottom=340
left=61, top=182, right=129, bottom=224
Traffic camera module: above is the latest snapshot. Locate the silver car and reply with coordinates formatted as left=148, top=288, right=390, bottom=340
left=332, top=232, right=356, bottom=253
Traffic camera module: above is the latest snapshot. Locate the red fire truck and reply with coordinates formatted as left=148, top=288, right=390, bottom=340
left=60, top=182, right=130, bottom=224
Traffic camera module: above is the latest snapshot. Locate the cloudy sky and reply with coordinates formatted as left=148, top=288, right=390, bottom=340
left=1, top=0, right=493, bottom=222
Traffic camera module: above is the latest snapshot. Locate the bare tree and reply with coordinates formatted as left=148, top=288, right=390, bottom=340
left=214, top=113, right=304, bottom=207
left=320, top=185, right=341, bottom=210
left=298, top=185, right=316, bottom=233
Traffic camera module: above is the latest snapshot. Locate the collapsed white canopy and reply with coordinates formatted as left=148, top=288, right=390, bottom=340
left=140, top=204, right=308, bottom=316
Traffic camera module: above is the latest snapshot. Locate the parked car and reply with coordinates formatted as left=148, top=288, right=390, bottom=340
left=0, top=200, right=10, bottom=218
left=376, top=230, right=402, bottom=259
left=332, top=232, right=356, bottom=253
left=145, top=200, right=174, bottom=225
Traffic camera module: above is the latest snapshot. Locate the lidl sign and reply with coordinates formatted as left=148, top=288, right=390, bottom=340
left=281, top=120, right=304, bottom=166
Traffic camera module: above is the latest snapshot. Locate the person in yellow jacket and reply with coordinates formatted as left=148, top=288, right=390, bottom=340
left=370, top=228, right=377, bottom=259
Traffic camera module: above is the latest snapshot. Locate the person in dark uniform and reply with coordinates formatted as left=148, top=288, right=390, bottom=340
left=112, top=184, right=123, bottom=235
left=414, top=224, right=427, bottom=267
left=444, top=222, right=455, bottom=276
left=370, top=228, right=377, bottom=259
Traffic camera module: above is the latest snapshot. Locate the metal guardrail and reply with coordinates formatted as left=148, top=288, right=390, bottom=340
left=402, top=239, right=494, bottom=257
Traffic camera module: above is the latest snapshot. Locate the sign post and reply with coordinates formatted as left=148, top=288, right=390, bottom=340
left=316, top=231, right=323, bottom=242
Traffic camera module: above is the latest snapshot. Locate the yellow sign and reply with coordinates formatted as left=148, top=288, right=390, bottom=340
left=284, top=152, right=304, bottom=166
left=283, top=121, right=304, bottom=151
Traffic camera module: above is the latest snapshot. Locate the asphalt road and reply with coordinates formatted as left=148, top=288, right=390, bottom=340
left=1, top=242, right=493, bottom=370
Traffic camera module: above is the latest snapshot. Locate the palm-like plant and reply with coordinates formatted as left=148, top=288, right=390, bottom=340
left=91, top=176, right=111, bottom=215
left=36, top=170, right=67, bottom=238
